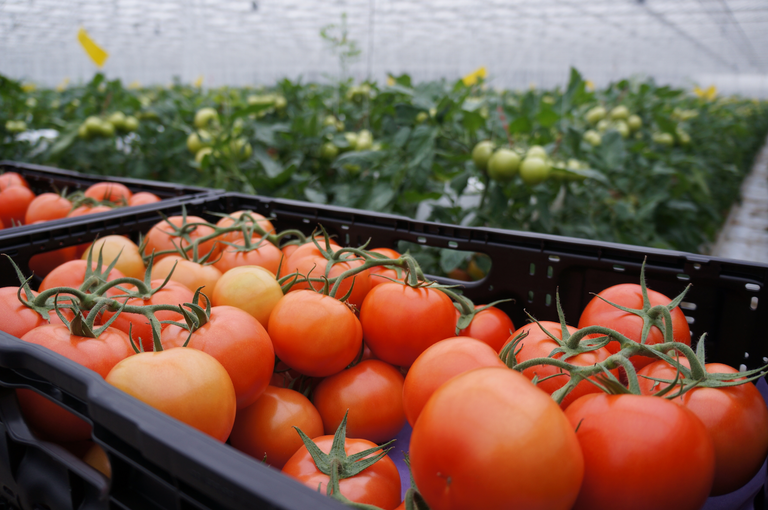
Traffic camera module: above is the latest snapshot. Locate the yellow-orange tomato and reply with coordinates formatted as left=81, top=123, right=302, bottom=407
left=82, top=236, right=145, bottom=280
left=230, top=386, right=323, bottom=469
left=106, top=347, right=236, bottom=442
left=211, top=266, right=283, bottom=328
left=151, top=256, right=222, bottom=295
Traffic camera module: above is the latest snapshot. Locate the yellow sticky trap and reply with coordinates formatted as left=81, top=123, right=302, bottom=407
left=386, top=75, right=395, bottom=87
left=21, top=83, right=37, bottom=93
left=694, top=85, right=717, bottom=101
left=56, top=78, right=70, bottom=92
left=462, top=66, right=487, bottom=86
left=585, top=80, right=595, bottom=91
left=194, top=76, right=204, bottom=87
left=78, top=27, right=109, bottom=67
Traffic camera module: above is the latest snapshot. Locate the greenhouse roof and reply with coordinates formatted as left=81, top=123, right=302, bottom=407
left=1, top=0, right=767, bottom=95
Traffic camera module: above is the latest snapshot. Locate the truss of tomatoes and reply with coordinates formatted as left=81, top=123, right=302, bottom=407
left=1, top=209, right=767, bottom=510
left=0, top=171, right=162, bottom=231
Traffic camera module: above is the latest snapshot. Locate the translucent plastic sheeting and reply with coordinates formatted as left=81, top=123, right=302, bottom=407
left=1, top=0, right=767, bottom=96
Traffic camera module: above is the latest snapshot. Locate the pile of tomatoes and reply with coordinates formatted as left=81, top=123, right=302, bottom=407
left=1, top=208, right=767, bottom=510
left=0, top=171, right=163, bottom=231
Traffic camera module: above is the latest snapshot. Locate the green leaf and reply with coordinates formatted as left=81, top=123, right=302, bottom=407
left=462, top=110, right=485, bottom=134
left=368, top=183, right=396, bottom=210
left=402, top=190, right=442, bottom=203
left=47, top=128, right=79, bottom=158
left=440, top=248, right=470, bottom=273
left=253, top=147, right=283, bottom=178
left=598, top=131, right=626, bottom=169
left=536, top=104, right=559, bottom=128
left=508, top=116, right=532, bottom=134
left=304, top=187, right=327, bottom=204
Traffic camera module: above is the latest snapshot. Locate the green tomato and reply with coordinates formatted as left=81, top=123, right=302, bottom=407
left=613, top=120, right=630, bottom=139
left=519, top=157, right=551, bottom=186
left=229, top=138, right=253, bottom=160
left=195, top=147, right=214, bottom=164
left=323, top=115, right=339, bottom=127
left=77, top=124, right=90, bottom=139
left=652, top=132, right=675, bottom=146
left=194, top=107, right=219, bottom=129
left=487, top=148, right=521, bottom=182
left=627, top=115, right=642, bottom=132
left=123, top=116, right=139, bottom=132
left=25, top=98, right=37, bottom=109
left=526, top=145, right=547, bottom=160
left=343, top=163, right=361, bottom=174
left=471, top=141, right=495, bottom=171
left=415, top=111, right=429, bottom=124
left=596, top=119, right=611, bottom=133
left=84, top=116, right=103, bottom=135
left=343, top=132, right=358, bottom=151
left=585, top=106, right=606, bottom=125
left=320, top=142, right=339, bottom=160
left=5, top=120, right=26, bottom=133
left=583, top=130, right=602, bottom=146
left=98, top=120, right=116, bottom=138
left=107, top=112, right=127, bottom=131
left=187, top=130, right=213, bottom=153
left=355, top=130, right=373, bottom=151
left=609, top=105, right=630, bottom=120
left=273, top=95, right=287, bottom=110
left=676, top=129, right=691, bottom=145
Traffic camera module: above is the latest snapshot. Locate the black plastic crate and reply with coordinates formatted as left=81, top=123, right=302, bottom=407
left=0, top=191, right=766, bottom=509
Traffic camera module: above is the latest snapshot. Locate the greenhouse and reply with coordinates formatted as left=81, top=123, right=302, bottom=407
left=1, top=2, right=768, bottom=510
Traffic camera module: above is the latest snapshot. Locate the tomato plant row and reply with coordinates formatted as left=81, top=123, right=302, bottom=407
left=2, top=69, right=768, bottom=258
left=0, top=210, right=766, bottom=510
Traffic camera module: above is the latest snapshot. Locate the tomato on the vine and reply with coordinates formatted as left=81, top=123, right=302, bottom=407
left=638, top=359, right=768, bottom=495
left=213, top=238, right=283, bottom=276
left=403, top=336, right=506, bottom=426
left=268, top=290, right=362, bottom=377
left=84, top=182, right=132, bottom=204
left=313, top=359, right=405, bottom=444
left=24, top=193, right=72, bottom=224
left=0, top=185, right=35, bottom=227
left=18, top=324, right=135, bottom=442
left=564, top=393, right=714, bottom=510
left=457, top=305, right=514, bottom=352
left=282, top=435, right=401, bottom=509
left=230, top=386, right=323, bottom=469
left=360, top=282, right=456, bottom=367
left=106, top=347, right=236, bottom=442
left=210, top=265, right=283, bottom=328
left=143, top=215, right=220, bottom=261
left=162, top=306, right=275, bottom=409
left=0, top=287, right=48, bottom=338
left=410, top=367, right=584, bottom=510
left=577, top=283, right=690, bottom=370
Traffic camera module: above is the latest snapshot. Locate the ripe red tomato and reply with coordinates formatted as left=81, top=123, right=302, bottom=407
left=213, top=238, right=283, bottom=276
left=162, top=305, right=275, bottom=409
left=457, top=305, right=515, bottom=352
left=282, top=435, right=401, bottom=509
left=67, top=204, right=113, bottom=218
left=313, top=359, right=405, bottom=444
left=503, top=321, right=617, bottom=408
left=565, top=393, right=714, bottom=510
left=0, top=287, right=48, bottom=338
left=230, top=386, right=323, bottom=469
left=127, top=192, right=161, bottom=207
left=143, top=216, right=220, bottom=261
left=0, top=172, right=29, bottom=191
left=0, top=185, right=35, bottom=227
left=215, top=210, right=275, bottom=244
left=410, top=367, right=584, bottom=510
left=638, top=359, right=768, bottom=495
left=367, top=248, right=402, bottom=288
left=284, top=243, right=370, bottom=309
left=360, top=282, right=456, bottom=367
left=24, top=193, right=72, bottom=224
left=402, top=336, right=506, bottom=427
left=100, top=279, right=194, bottom=352
left=577, top=283, right=690, bottom=370
left=38, top=260, right=126, bottom=295
left=267, top=290, right=362, bottom=377
left=106, top=347, right=236, bottom=442
left=27, top=226, right=79, bottom=277
left=84, top=182, right=133, bottom=204
left=17, top=324, right=135, bottom=442
left=150, top=256, right=222, bottom=295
